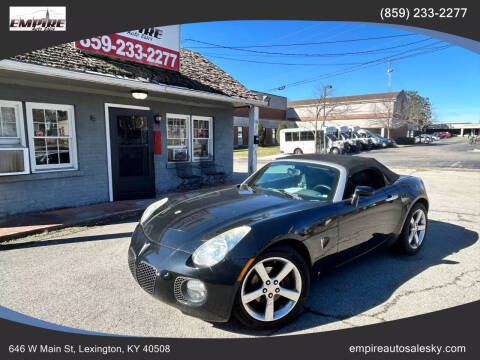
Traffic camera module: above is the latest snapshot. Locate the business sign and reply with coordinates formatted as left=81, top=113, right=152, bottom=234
left=75, top=26, right=180, bottom=71
left=9, top=6, right=66, bottom=31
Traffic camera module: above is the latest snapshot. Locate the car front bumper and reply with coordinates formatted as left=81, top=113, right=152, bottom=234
left=128, top=225, right=245, bottom=322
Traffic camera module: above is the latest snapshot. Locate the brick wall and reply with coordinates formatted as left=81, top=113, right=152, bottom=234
left=234, top=107, right=286, bottom=120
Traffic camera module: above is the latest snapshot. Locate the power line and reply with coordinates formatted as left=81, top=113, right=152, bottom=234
left=184, top=33, right=418, bottom=49
left=279, top=44, right=450, bottom=89
left=202, top=55, right=366, bottom=66
left=284, top=45, right=452, bottom=89
left=184, top=38, right=432, bottom=57
left=264, top=42, right=452, bottom=91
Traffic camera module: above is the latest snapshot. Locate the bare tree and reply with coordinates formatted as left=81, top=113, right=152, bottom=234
left=296, top=85, right=350, bottom=153
left=373, top=97, right=396, bottom=138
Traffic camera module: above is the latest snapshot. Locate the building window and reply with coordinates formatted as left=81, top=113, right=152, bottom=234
left=26, top=102, right=77, bottom=172
left=237, top=126, right=243, bottom=145
left=0, top=100, right=29, bottom=176
left=167, top=114, right=190, bottom=162
left=192, top=116, right=212, bottom=161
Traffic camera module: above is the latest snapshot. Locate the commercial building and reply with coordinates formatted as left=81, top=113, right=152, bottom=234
left=427, top=122, right=480, bottom=136
left=287, top=91, right=410, bottom=139
left=0, top=43, right=264, bottom=216
left=233, top=91, right=294, bottom=146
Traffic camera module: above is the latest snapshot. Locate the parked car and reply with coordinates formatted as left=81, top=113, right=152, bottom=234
left=415, top=134, right=432, bottom=144
left=439, top=132, right=451, bottom=138
left=373, top=134, right=395, bottom=148
left=129, top=155, right=429, bottom=329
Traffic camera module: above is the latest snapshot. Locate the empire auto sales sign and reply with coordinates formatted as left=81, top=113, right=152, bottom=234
left=75, top=25, right=181, bottom=71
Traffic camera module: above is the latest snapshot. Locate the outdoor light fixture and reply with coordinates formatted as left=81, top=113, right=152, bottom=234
left=131, top=90, right=148, bottom=100
left=154, top=114, right=162, bottom=123
left=262, top=95, right=271, bottom=106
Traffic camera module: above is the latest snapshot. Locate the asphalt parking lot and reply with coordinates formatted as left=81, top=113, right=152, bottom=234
left=356, top=137, right=480, bottom=169
left=1, top=138, right=479, bottom=338
left=234, top=137, right=480, bottom=175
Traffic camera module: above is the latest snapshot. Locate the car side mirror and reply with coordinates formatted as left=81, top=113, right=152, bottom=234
left=351, top=186, right=375, bottom=207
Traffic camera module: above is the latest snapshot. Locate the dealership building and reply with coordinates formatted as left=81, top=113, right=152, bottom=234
left=0, top=37, right=265, bottom=216
left=287, top=91, right=410, bottom=139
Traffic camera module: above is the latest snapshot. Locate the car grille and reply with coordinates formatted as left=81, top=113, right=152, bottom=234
left=128, top=247, right=137, bottom=280
left=136, top=262, right=157, bottom=294
left=128, top=247, right=157, bottom=295
left=173, top=277, right=188, bottom=304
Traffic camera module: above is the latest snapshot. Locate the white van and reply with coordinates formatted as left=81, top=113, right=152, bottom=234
left=336, top=125, right=358, bottom=152
left=279, top=127, right=344, bottom=155
left=357, top=129, right=382, bottom=148
left=350, top=126, right=373, bottom=150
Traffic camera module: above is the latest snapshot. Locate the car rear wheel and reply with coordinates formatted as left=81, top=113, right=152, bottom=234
left=294, top=148, right=303, bottom=155
left=395, top=203, right=428, bottom=255
left=233, top=245, right=310, bottom=329
left=330, top=147, right=340, bottom=154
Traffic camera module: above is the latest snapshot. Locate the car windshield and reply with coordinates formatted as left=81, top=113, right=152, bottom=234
left=341, top=132, right=351, bottom=139
left=326, top=134, right=337, bottom=141
left=242, top=161, right=340, bottom=201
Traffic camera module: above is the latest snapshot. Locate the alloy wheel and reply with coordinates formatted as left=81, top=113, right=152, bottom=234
left=408, top=209, right=427, bottom=249
left=240, top=257, right=302, bottom=322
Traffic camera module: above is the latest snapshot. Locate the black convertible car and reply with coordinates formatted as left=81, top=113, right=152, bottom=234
left=128, top=155, right=429, bottom=329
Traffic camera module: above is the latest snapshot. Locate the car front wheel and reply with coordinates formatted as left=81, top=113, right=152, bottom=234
left=395, top=203, right=428, bottom=255
left=233, top=245, right=310, bottom=329
left=330, top=147, right=340, bottom=154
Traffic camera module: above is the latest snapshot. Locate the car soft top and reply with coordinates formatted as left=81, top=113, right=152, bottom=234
left=278, top=154, right=400, bottom=185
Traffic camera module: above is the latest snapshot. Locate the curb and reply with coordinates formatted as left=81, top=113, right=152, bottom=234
left=391, top=166, right=480, bottom=173
left=0, top=208, right=144, bottom=244
left=0, top=182, right=236, bottom=245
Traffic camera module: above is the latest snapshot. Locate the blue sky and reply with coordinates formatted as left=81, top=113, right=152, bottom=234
left=181, top=21, right=479, bottom=124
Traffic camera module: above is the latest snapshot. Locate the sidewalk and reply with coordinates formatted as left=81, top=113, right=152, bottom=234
left=0, top=181, right=238, bottom=243
left=0, top=198, right=156, bottom=242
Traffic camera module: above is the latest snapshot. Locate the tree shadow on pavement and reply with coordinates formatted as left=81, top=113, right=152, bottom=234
left=213, top=220, right=478, bottom=336
left=0, top=231, right=134, bottom=251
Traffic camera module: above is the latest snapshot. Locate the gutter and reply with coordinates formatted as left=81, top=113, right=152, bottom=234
left=0, top=60, right=267, bottom=107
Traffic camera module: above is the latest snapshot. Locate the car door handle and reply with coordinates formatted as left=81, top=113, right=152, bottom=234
left=385, top=194, right=399, bottom=202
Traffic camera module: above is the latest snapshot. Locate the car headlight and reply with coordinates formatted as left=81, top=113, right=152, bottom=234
left=192, top=226, right=251, bottom=267
left=140, top=198, right=168, bottom=225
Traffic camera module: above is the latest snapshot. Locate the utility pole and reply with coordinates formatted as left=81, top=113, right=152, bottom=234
left=387, top=60, right=393, bottom=92
left=322, top=85, right=332, bottom=154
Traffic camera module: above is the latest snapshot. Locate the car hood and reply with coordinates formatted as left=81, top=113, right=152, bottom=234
left=141, top=186, right=313, bottom=253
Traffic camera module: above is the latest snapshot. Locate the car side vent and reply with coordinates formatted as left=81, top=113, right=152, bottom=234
left=136, top=261, right=157, bottom=294
left=173, top=277, right=188, bottom=304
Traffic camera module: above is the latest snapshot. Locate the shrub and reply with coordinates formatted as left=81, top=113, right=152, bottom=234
left=258, top=121, right=265, bottom=147
left=276, top=122, right=287, bottom=144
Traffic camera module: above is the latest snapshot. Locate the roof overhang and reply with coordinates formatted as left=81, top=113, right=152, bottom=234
left=0, top=60, right=267, bottom=108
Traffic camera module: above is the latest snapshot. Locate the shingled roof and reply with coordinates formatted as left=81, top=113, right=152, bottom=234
left=10, top=43, right=258, bottom=101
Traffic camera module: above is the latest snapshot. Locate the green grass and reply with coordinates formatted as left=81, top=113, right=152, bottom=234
left=233, top=145, right=280, bottom=159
